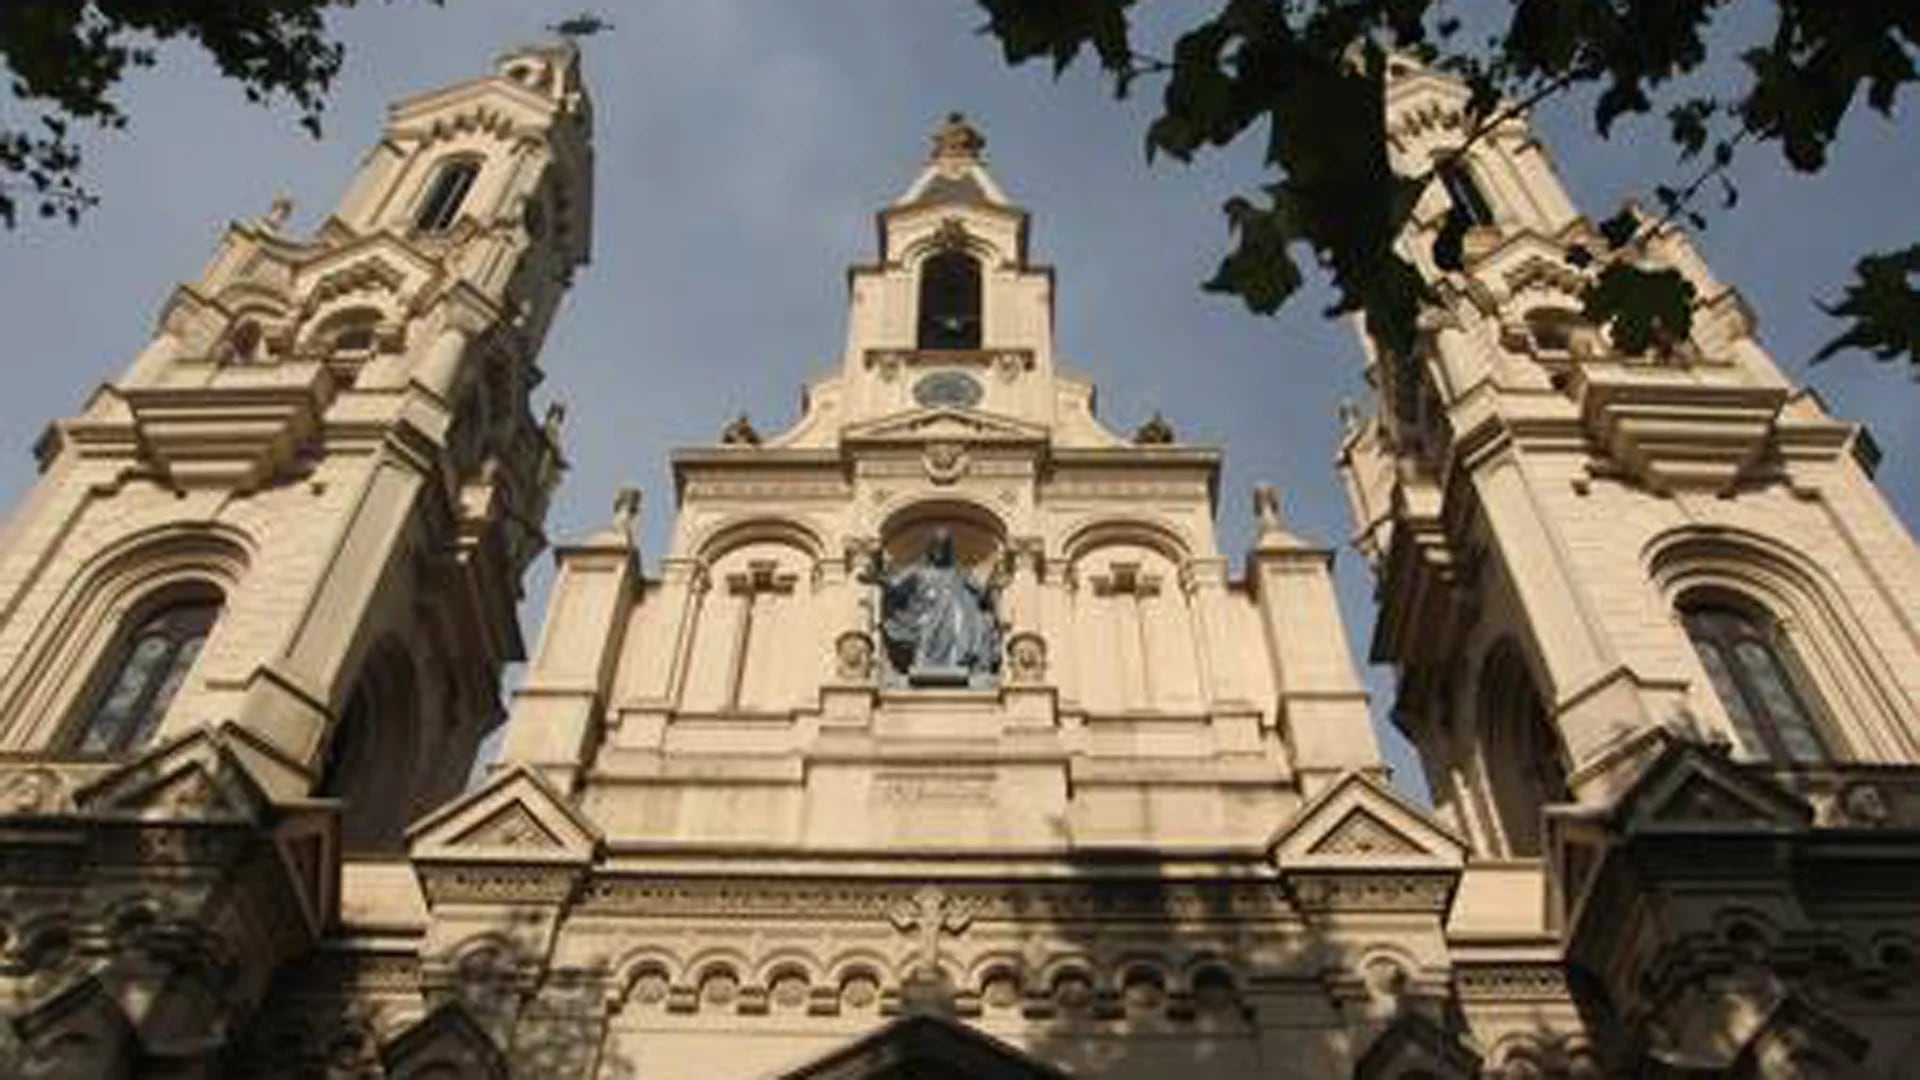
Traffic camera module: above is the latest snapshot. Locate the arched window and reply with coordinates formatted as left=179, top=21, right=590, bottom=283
left=320, top=643, right=418, bottom=851
left=72, top=597, right=220, bottom=753
left=916, top=250, right=982, bottom=350
left=1682, top=600, right=1830, bottom=764
left=1479, top=641, right=1568, bottom=857
left=1438, top=158, right=1495, bottom=227
left=414, top=159, right=481, bottom=233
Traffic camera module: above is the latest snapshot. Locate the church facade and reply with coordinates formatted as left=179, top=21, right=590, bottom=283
left=0, top=44, right=1916, bottom=1080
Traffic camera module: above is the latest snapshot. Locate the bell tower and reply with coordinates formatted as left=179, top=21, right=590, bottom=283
left=0, top=39, right=593, bottom=844
left=1340, top=59, right=1919, bottom=852
left=1338, top=61, right=1920, bottom=1072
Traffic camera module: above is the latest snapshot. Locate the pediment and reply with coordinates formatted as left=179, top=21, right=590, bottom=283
left=1354, top=1011, right=1482, bottom=1080
left=842, top=407, right=1048, bottom=447
left=380, top=1003, right=510, bottom=1080
left=1611, top=741, right=1812, bottom=836
left=773, top=1013, right=1070, bottom=1080
left=74, top=724, right=274, bottom=824
left=1271, top=770, right=1467, bottom=870
left=407, top=764, right=599, bottom=865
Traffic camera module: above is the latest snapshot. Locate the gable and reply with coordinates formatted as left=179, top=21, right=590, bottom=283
left=407, top=763, right=600, bottom=864
left=74, top=724, right=276, bottom=824
left=1271, top=770, right=1467, bottom=869
left=1611, top=741, right=1812, bottom=836
left=774, top=1014, right=1069, bottom=1080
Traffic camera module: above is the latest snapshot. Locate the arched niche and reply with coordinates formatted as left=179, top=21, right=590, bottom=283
left=916, top=249, right=983, bottom=350
left=320, top=638, right=420, bottom=853
left=1475, top=637, right=1569, bottom=858
left=1065, top=520, right=1203, bottom=714
left=879, top=498, right=1007, bottom=572
left=682, top=527, right=822, bottom=715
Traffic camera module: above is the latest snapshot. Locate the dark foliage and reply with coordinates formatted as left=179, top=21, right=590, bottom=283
left=0, top=1, right=431, bottom=227
left=977, top=0, right=1919, bottom=371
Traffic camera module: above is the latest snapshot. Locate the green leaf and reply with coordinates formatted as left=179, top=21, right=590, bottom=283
left=1597, top=209, right=1639, bottom=249
left=977, top=0, right=1138, bottom=76
left=1583, top=263, right=1697, bottom=355
left=1814, top=245, right=1920, bottom=369
left=1206, top=194, right=1305, bottom=314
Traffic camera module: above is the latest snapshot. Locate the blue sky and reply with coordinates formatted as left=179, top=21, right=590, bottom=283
left=0, top=2, right=1912, bottom=797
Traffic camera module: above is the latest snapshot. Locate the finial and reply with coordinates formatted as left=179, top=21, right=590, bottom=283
left=720, top=412, right=762, bottom=446
left=930, top=112, right=986, bottom=164
left=612, top=486, right=641, bottom=536
left=1132, top=411, right=1175, bottom=446
left=257, top=193, right=294, bottom=233
left=1253, top=485, right=1284, bottom=533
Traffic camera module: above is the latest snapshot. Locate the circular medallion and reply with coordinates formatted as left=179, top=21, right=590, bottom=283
left=912, top=370, right=983, bottom=409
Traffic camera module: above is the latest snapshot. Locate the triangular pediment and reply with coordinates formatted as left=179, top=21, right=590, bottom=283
left=1309, top=808, right=1425, bottom=856
left=74, top=724, right=273, bottom=824
left=772, top=1013, right=1069, bottom=1080
left=842, top=407, right=1049, bottom=447
left=1271, top=771, right=1467, bottom=870
left=407, top=764, right=599, bottom=865
left=1611, top=741, right=1811, bottom=836
left=381, top=1003, right=510, bottom=1080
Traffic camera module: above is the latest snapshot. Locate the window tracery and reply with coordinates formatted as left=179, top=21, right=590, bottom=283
left=1682, top=599, right=1830, bottom=764
left=72, top=597, right=219, bottom=754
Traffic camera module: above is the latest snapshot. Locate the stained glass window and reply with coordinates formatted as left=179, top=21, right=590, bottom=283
left=75, top=601, right=218, bottom=753
left=1683, top=603, right=1830, bottom=764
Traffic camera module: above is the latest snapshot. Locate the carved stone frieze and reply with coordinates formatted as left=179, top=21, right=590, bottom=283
left=1454, top=963, right=1571, bottom=1002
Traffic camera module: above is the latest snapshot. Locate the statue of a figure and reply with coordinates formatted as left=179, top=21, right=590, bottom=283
left=867, top=528, right=999, bottom=685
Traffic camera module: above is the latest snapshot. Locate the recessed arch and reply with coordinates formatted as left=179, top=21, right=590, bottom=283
left=1060, top=515, right=1193, bottom=565
left=413, top=155, right=483, bottom=233
left=320, top=636, right=420, bottom=852
left=1475, top=636, right=1569, bottom=857
left=691, top=515, right=828, bottom=565
left=916, top=248, right=983, bottom=350
left=878, top=496, right=1008, bottom=571
left=1645, top=524, right=1914, bottom=760
left=0, top=523, right=251, bottom=752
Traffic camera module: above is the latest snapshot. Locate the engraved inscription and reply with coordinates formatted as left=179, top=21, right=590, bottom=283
left=873, top=770, right=995, bottom=805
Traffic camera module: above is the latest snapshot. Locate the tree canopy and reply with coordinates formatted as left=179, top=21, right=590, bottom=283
left=0, top=1, right=421, bottom=227
left=976, top=0, right=1919, bottom=372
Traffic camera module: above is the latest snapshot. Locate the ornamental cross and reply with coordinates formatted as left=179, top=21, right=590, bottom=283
left=889, top=886, right=976, bottom=977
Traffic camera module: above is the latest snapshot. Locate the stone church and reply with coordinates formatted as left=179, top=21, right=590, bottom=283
left=0, top=41, right=1916, bottom=1079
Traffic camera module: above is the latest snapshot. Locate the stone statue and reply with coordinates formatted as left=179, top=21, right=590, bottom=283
left=868, top=528, right=999, bottom=685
